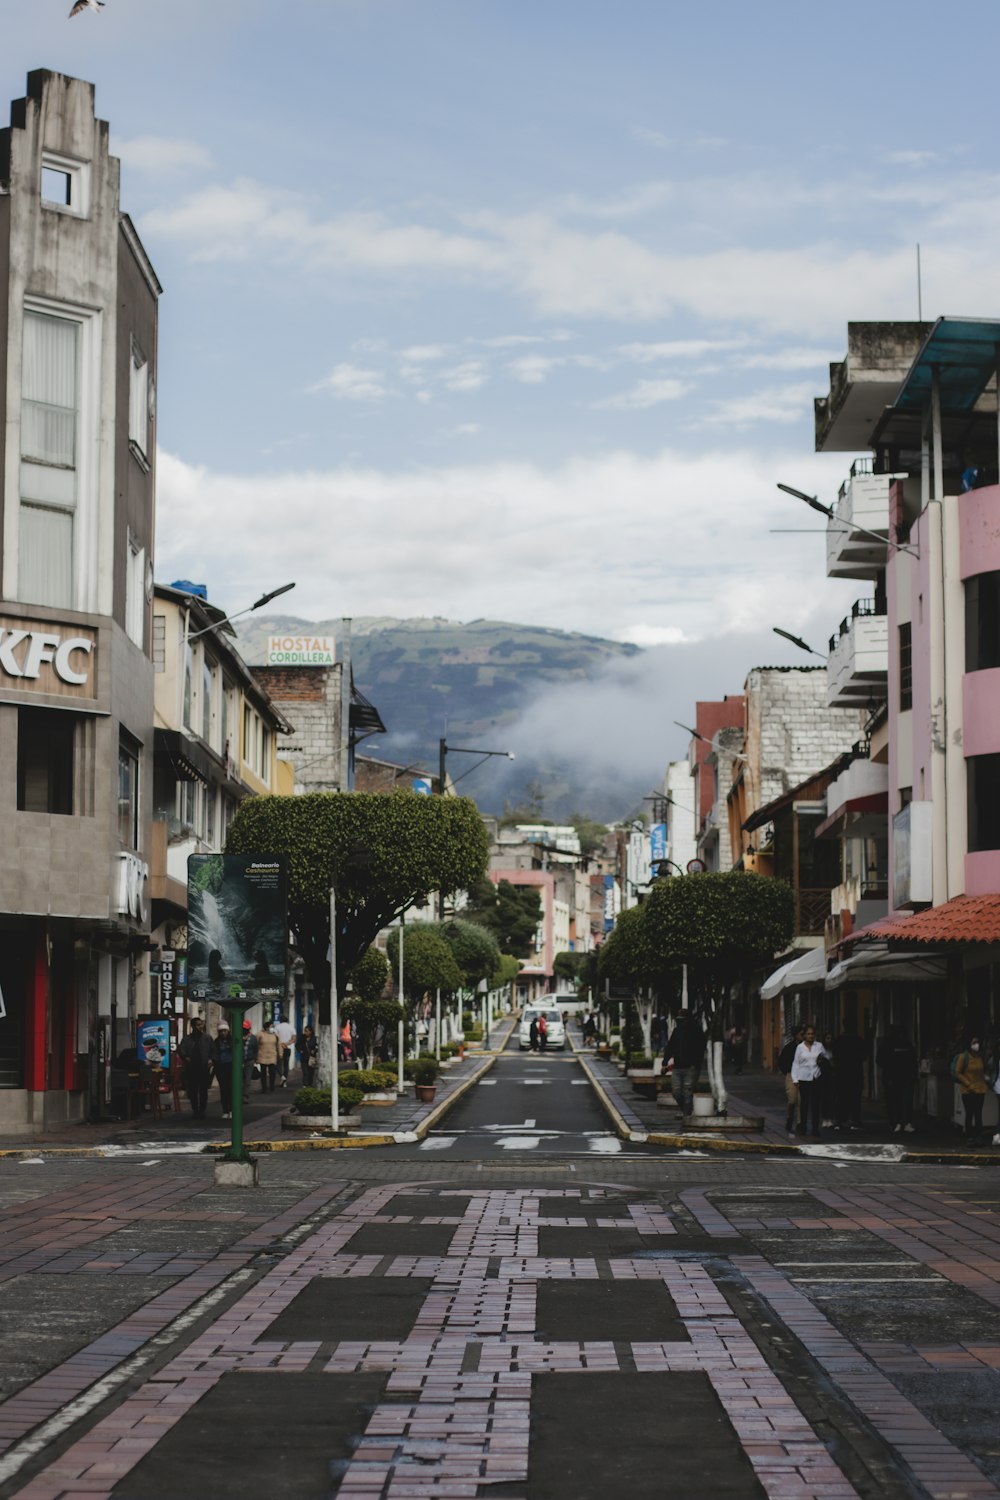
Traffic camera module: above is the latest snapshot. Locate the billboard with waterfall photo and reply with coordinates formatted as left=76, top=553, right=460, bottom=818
left=187, top=855, right=288, bottom=1002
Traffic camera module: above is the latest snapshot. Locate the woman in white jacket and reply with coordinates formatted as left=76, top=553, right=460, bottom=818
left=791, top=1026, right=831, bottom=1139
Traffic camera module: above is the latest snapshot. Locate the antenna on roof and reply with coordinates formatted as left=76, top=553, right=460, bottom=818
left=916, top=243, right=923, bottom=322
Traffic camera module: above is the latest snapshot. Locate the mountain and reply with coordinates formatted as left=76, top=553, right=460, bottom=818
left=234, top=615, right=642, bottom=817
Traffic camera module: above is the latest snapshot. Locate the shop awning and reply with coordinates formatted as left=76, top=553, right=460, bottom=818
left=760, top=946, right=827, bottom=999
left=825, top=944, right=948, bottom=989
left=861, top=893, right=1000, bottom=946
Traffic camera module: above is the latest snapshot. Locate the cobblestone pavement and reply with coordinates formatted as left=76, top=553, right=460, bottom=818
left=2, top=1152, right=1000, bottom=1499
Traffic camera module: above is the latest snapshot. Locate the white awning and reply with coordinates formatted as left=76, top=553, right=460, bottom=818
left=825, top=944, right=949, bottom=990
left=761, top=946, right=827, bottom=999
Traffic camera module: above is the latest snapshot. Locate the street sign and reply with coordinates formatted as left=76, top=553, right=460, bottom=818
left=412, top=777, right=432, bottom=796
left=187, top=855, right=288, bottom=1003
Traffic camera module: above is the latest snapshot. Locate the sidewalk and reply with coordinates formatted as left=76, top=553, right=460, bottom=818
left=576, top=1046, right=1000, bottom=1163
left=0, top=1017, right=519, bottom=1157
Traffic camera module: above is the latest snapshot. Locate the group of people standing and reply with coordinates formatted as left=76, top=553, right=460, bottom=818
left=177, top=1015, right=319, bottom=1119
left=527, top=1013, right=549, bottom=1051
left=778, top=1021, right=866, bottom=1140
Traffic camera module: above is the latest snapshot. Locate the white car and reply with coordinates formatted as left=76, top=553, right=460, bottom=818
left=518, top=1006, right=567, bottom=1050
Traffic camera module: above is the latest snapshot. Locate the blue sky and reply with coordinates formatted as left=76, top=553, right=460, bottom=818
left=4, top=0, right=999, bottom=666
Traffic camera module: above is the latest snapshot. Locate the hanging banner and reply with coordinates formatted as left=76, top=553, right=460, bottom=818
left=650, top=822, right=667, bottom=865
left=187, top=855, right=288, bottom=1004
left=603, top=873, right=616, bottom=933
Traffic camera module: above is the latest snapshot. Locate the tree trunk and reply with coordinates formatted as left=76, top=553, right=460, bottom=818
left=706, top=1038, right=728, bottom=1115
left=637, top=991, right=654, bottom=1057
left=316, top=1021, right=335, bottom=1088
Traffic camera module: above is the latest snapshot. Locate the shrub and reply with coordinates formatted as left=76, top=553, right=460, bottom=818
left=627, top=1053, right=655, bottom=1069
left=464, top=1025, right=483, bottom=1041
left=413, top=1057, right=439, bottom=1086
left=403, top=1058, right=423, bottom=1081
left=293, top=1086, right=362, bottom=1115
left=354, top=1068, right=398, bottom=1094
left=610, top=1040, right=621, bottom=1055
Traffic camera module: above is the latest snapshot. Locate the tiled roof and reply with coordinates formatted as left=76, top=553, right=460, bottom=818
left=863, top=893, right=1000, bottom=946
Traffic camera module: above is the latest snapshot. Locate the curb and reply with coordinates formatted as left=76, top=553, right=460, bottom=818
left=574, top=1055, right=634, bottom=1141
left=413, top=1053, right=497, bottom=1140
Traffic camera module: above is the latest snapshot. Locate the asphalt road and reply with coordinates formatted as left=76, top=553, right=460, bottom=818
left=2, top=1056, right=1000, bottom=1499
left=388, top=1031, right=653, bottom=1159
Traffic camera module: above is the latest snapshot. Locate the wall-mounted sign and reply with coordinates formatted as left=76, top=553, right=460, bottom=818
left=118, top=852, right=149, bottom=922
left=893, top=801, right=933, bottom=908
left=265, top=634, right=334, bottom=665
left=412, top=777, right=432, bottom=796
left=138, top=1017, right=170, bottom=1067
left=158, top=949, right=186, bottom=1014
left=0, top=616, right=97, bottom=699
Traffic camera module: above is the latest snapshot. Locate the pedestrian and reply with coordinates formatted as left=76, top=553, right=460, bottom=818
left=275, top=1015, right=295, bottom=1087
left=242, top=1019, right=258, bottom=1103
left=791, top=1025, right=830, bottom=1139
left=339, top=1019, right=353, bottom=1063
left=178, top=1017, right=213, bottom=1119
left=529, top=1015, right=539, bottom=1052
left=583, top=1011, right=597, bottom=1047
left=256, top=1019, right=281, bottom=1092
left=952, top=1036, right=988, bottom=1143
left=212, top=1020, right=234, bottom=1120
left=538, top=1013, right=548, bottom=1053
left=778, top=1025, right=806, bottom=1137
left=876, top=1024, right=918, bottom=1134
left=298, top=1025, right=318, bottom=1087
left=730, top=1026, right=747, bottom=1075
left=664, top=1010, right=706, bottom=1117
left=832, top=1018, right=865, bottom=1130
left=820, top=1030, right=837, bottom=1127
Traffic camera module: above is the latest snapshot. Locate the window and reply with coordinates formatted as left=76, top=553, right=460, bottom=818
left=201, top=656, right=216, bottom=745
left=19, top=310, right=79, bottom=608
left=221, top=677, right=234, bottom=758
left=898, top=622, right=913, bottom=711
left=966, top=572, right=1000, bottom=673
left=129, top=342, right=148, bottom=458
left=117, top=735, right=140, bottom=848
left=126, top=532, right=145, bottom=647
left=40, top=153, right=90, bottom=217
left=969, top=754, right=1000, bottom=853
left=222, top=793, right=238, bottom=840
left=182, top=631, right=194, bottom=729
left=17, top=708, right=74, bottom=814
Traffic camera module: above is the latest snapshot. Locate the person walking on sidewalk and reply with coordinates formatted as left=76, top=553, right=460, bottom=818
left=298, top=1025, right=318, bottom=1088
left=664, top=1011, right=706, bottom=1117
left=820, top=1030, right=837, bottom=1127
left=538, top=1013, right=548, bottom=1053
left=832, top=1018, right=866, bottom=1130
left=792, top=1026, right=830, bottom=1139
left=256, top=1019, right=281, bottom=1092
left=529, top=1015, right=539, bottom=1052
left=779, top=1025, right=806, bottom=1137
left=953, top=1037, right=988, bottom=1143
left=275, top=1016, right=295, bottom=1087
left=877, top=1025, right=918, bottom=1134
left=178, top=1017, right=213, bottom=1119
left=212, top=1020, right=234, bottom=1120
left=241, top=1019, right=258, bottom=1103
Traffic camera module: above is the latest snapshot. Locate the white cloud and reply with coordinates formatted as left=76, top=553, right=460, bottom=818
left=593, top=378, right=689, bottom=410
left=736, top=347, right=831, bottom=371
left=400, top=344, right=448, bottom=362
left=116, top=134, right=213, bottom=176
left=693, top=381, right=817, bottom=428
left=631, top=126, right=675, bottom=151
left=453, top=423, right=481, bottom=435
left=618, top=624, right=692, bottom=646
left=618, top=338, right=747, bottom=363
left=154, top=443, right=856, bottom=645
left=442, top=360, right=488, bottom=392
left=310, top=363, right=388, bottom=400
left=882, top=149, right=941, bottom=167
left=506, top=354, right=566, bottom=384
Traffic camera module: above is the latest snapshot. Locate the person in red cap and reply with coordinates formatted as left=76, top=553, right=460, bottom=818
left=241, top=1019, right=258, bottom=1104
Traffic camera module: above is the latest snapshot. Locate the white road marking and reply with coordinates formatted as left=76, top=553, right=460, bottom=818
left=587, top=1137, right=622, bottom=1154
left=478, top=1079, right=497, bottom=1085
left=523, top=1080, right=546, bottom=1085
left=418, top=1137, right=456, bottom=1151
left=18, top=1158, right=45, bottom=1166
left=500, top=1136, right=541, bottom=1150
left=524, top=1119, right=536, bottom=1127
left=571, top=1079, right=589, bottom=1085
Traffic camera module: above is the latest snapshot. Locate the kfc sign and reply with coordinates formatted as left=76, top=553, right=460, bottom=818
left=0, top=618, right=97, bottom=700
left=118, top=852, right=149, bottom=922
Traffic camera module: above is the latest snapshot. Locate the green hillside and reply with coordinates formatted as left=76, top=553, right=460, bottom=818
left=235, top=615, right=640, bottom=815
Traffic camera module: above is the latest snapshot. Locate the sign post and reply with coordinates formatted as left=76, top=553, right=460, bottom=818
left=330, top=884, right=339, bottom=1135
left=187, top=854, right=288, bottom=1186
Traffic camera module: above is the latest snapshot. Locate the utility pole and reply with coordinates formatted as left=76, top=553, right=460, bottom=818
left=339, top=618, right=352, bottom=791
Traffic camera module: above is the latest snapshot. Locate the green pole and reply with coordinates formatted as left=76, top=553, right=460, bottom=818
left=221, top=995, right=250, bottom=1163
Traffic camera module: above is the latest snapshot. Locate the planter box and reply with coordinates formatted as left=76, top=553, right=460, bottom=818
left=690, top=1094, right=716, bottom=1118
left=282, top=1112, right=363, bottom=1132
left=358, top=1092, right=399, bottom=1106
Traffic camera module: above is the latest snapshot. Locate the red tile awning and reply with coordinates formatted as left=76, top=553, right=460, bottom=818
left=862, top=893, right=1000, bottom=946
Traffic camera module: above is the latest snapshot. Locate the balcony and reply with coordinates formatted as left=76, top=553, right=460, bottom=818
left=827, top=598, right=888, bottom=708
left=826, top=460, right=893, bottom=580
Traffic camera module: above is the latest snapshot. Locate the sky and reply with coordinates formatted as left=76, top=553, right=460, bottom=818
left=4, top=0, right=1000, bottom=781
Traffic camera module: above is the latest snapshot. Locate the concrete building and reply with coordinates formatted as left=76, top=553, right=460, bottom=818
left=661, top=758, right=697, bottom=876
left=811, top=317, right=1000, bottom=1083
left=0, top=73, right=161, bottom=1133
left=686, top=697, right=744, bottom=871
left=148, top=583, right=292, bottom=1029
left=488, top=825, right=592, bottom=995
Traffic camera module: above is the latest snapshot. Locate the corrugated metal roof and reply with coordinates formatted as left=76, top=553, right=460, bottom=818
left=893, top=317, right=1000, bottom=414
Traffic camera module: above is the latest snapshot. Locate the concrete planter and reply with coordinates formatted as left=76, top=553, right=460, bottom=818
left=282, top=1112, right=363, bottom=1132
left=690, top=1094, right=716, bottom=1118
left=358, top=1092, right=399, bottom=1107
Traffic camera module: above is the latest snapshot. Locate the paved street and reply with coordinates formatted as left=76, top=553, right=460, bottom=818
left=2, top=1045, right=1000, bottom=1499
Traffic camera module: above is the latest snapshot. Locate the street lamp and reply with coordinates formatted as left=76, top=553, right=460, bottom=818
left=186, top=581, right=297, bottom=641
left=672, top=721, right=749, bottom=765
left=772, top=626, right=825, bottom=659
left=777, top=482, right=918, bottom=559
left=438, top=739, right=514, bottom=793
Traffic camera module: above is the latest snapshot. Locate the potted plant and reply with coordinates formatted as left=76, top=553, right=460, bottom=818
left=413, top=1057, right=439, bottom=1103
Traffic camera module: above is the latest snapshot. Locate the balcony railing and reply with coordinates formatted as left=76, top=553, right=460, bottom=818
left=796, top=887, right=833, bottom=937
left=827, top=602, right=889, bottom=708
left=827, top=469, right=891, bottom=581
